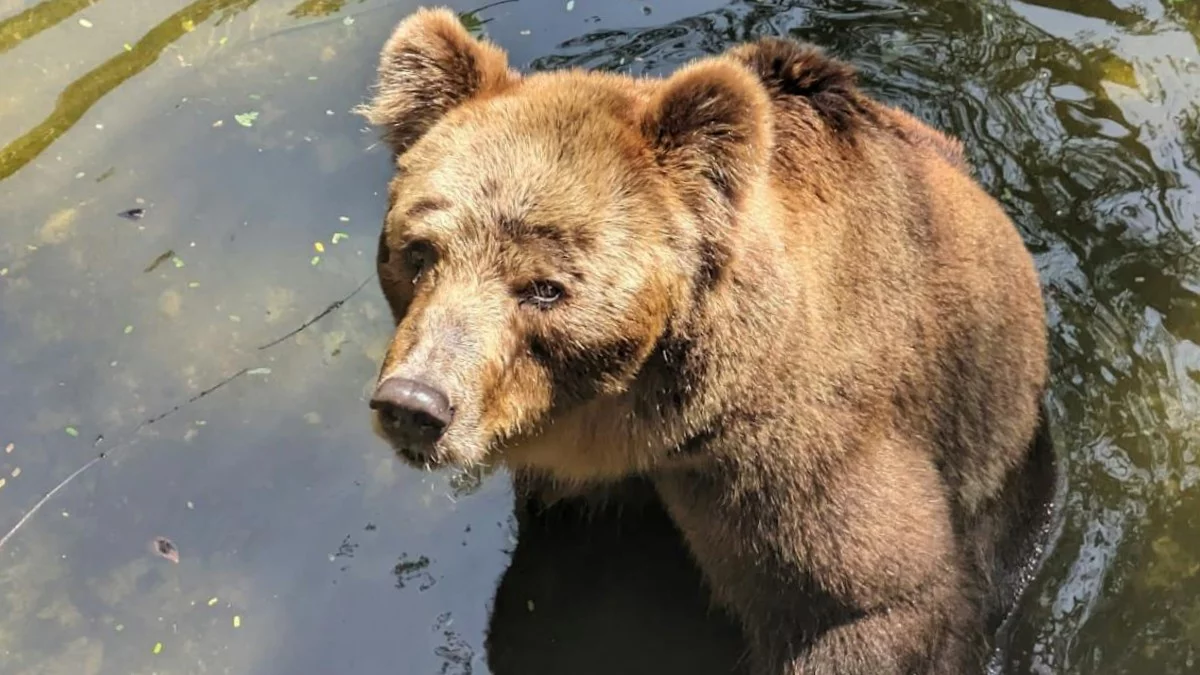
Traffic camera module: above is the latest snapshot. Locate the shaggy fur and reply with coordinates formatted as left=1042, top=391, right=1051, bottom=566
left=359, top=8, right=1056, bottom=674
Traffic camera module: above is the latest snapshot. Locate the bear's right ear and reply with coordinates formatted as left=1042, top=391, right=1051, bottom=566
left=641, top=58, right=772, bottom=205
left=358, top=7, right=516, bottom=155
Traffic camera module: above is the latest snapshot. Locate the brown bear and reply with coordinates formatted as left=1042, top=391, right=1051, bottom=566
left=358, top=7, right=1058, bottom=674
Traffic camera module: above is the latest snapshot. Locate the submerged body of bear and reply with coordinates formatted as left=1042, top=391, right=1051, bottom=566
left=360, top=8, right=1058, bottom=674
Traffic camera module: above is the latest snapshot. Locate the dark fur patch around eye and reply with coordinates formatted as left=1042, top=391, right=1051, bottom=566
left=405, top=198, right=450, bottom=220
left=529, top=335, right=643, bottom=407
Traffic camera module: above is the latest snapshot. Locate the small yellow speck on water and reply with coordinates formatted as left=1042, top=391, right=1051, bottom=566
left=182, top=18, right=195, bottom=31
left=338, top=216, right=350, bottom=222
left=123, top=43, right=132, bottom=51
left=233, top=615, right=241, bottom=628
left=208, top=597, right=219, bottom=606
left=213, top=120, right=224, bottom=128
left=0, top=268, right=8, bottom=276
left=10, top=468, right=19, bottom=478
left=79, top=18, right=93, bottom=28
left=115, top=624, right=124, bottom=632
left=188, top=281, right=200, bottom=288
left=153, top=641, right=163, bottom=655
left=314, top=242, right=325, bottom=253
left=65, top=427, right=79, bottom=438
left=124, top=325, right=133, bottom=334
left=311, top=256, right=321, bottom=266
left=0, top=478, right=6, bottom=490
left=219, top=36, right=228, bottom=46
left=229, top=315, right=241, bottom=323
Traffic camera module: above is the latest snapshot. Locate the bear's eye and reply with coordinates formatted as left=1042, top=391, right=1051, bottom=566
left=518, top=280, right=566, bottom=310
left=404, top=240, right=436, bottom=284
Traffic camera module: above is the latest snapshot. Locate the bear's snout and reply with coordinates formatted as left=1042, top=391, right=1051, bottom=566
left=370, top=376, right=454, bottom=462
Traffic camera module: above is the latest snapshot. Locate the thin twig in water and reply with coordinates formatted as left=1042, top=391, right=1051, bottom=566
left=257, top=274, right=375, bottom=351
left=0, top=367, right=251, bottom=553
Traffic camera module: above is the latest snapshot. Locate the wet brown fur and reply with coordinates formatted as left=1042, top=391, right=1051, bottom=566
left=360, top=10, right=1053, bottom=675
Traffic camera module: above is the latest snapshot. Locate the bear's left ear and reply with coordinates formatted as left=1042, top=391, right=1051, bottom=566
left=358, top=7, right=517, bottom=155
left=641, top=58, right=772, bottom=204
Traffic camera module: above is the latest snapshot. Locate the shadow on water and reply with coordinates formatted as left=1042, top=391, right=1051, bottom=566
left=1, top=0, right=1199, bottom=673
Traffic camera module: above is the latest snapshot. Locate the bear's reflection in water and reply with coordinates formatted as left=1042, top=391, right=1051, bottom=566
left=485, top=477, right=750, bottom=675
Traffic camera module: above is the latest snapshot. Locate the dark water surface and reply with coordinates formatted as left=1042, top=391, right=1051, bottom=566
left=2, top=0, right=1199, bottom=673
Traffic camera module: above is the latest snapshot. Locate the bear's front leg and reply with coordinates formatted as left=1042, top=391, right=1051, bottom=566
left=653, top=440, right=984, bottom=675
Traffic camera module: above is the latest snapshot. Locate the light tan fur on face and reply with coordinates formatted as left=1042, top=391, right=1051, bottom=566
left=360, top=11, right=1055, bottom=675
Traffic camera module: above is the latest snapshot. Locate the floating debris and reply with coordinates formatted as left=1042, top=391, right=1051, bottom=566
left=338, top=215, right=350, bottom=222
left=311, top=256, right=321, bottom=266
left=172, top=256, right=185, bottom=268
left=152, top=641, right=163, bottom=655
left=520, top=29, right=531, bottom=35
left=119, top=208, right=146, bottom=221
left=0, top=268, right=7, bottom=276
left=10, top=468, right=19, bottom=478
left=4, top=443, right=12, bottom=453
left=247, top=367, right=271, bottom=375
left=65, top=427, right=79, bottom=438
left=343, top=16, right=354, bottom=26
left=182, top=18, right=195, bottom=31
left=188, top=281, right=200, bottom=289
left=151, top=536, right=180, bottom=564
left=527, top=600, right=535, bottom=612
left=314, top=242, right=325, bottom=253
left=213, top=119, right=224, bottom=128
left=233, top=615, right=242, bottom=628
left=79, top=18, right=93, bottom=28
left=124, top=325, right=134, bottom=335
left=208, top=597, right=219, bottom=606
left=123, top=43, right=132, bottom=51
left=331, top=232, right=349, bottom=244
left=0, top=478, right=5, bottom=491
left=565, top=0, right=574, bottom=10
left=144, top=249, right=174, bottom=273
left=234, top=111, right=259, bottom=128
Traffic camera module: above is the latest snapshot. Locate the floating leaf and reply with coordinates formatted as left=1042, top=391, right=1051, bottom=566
left=65, top=427, right=79, bottom=438
left=566, top=0, right=575, bottom=10
left=123, top=43, right=132, bottom=51
left=124, top=325, right=134, bottom=334
left=0, top=268, right=7, bottom=276
left=233, top=615, right=241, bottom=628
left=342, top=16, right=354, bottom=25
left=208, top=597, right=219, bottom=606
left=331, top=232, right=349, bottom=244
left=4, top=443, right=12, bottom=453
left=338, top=216, right=350, bottom=222
left=181, top=18, right=195, bottom=31
left=314, top=242, right=325, bottom=253
left=153, top=642, right=163, bottom=655
left=311, top=256, right=321, bottom=266
left=0, top=478, right=5, bottom=490
left=172, top=257, right=185, bottom=268
left=234, top=111, right=259, bottom=128
left=151, top=536, right=180, bottom=563
left=79, top=18, right=93, bottom=28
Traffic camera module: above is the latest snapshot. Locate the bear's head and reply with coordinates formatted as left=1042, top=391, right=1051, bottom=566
left=359, top=7, right=771, bottom=475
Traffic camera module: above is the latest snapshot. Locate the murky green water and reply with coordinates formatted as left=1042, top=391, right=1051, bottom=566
left=1, top=0, right=1198, bottom=673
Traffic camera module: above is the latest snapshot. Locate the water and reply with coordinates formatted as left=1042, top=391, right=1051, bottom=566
left=1, top=0, right=1198, bottom=673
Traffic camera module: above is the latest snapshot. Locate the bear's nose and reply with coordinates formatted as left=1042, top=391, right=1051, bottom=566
left=370, top=377, right=454, bottom=435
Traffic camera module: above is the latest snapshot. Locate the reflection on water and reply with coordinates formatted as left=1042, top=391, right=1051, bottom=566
left=1, top=0, right=1199, bottom=673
